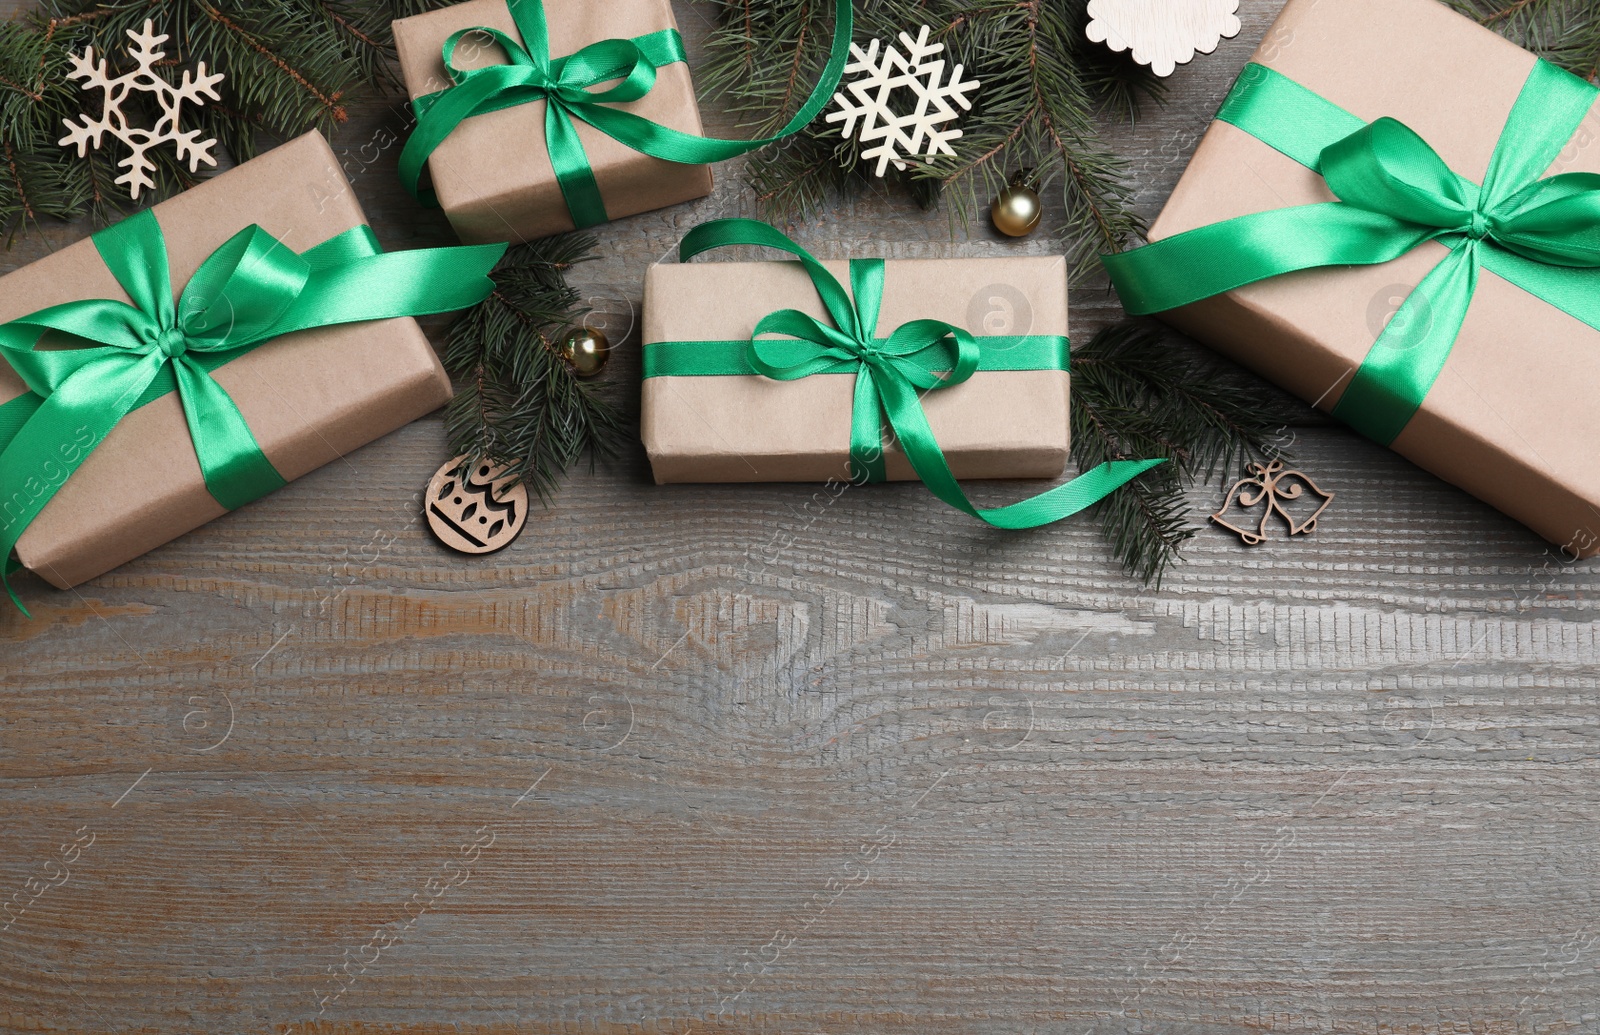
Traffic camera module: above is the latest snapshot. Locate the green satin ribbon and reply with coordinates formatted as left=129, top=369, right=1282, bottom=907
left=644, top=335, right=1071, bottom=378
left=1104, top=59, right=1600, bottom=447
left=652, top=218, right=1165, bottom=528
left=0, top=208, right=506, bottom=614
left=399, top=0, right=853, bottom=230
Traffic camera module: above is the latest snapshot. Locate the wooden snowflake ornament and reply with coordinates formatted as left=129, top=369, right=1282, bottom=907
left=827, top=25, right=980, bottom=177
left=1085, top=0, right=1242, bottom=77
left=59, top=20, right=225, bottom=200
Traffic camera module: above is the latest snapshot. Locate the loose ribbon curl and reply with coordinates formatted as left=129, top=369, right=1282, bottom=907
left=1103, top=60, right=1600, bottom=446
left=400, top=0, right=853, bottom=230
left=654, top=218, right=1165, bottom=529
left=0, top=208, right=506, bottom=613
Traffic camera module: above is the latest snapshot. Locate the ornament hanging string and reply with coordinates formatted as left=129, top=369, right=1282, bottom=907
left=399, top=0, right=854, bottom=229
left=1102, top=59, right=1600, bottom=446
left=650, top=217, right=1165, bottom=528
left=0, top=210, right=505, bottom=615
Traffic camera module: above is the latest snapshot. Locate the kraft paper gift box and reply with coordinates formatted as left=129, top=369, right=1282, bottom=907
left=1132, top=0, right=1600, bottom=557
left=641, top=255, right=1072, bottom=484
left=0, top=132, right=457, bottom=591
left=392, top=0, right=714, bottom=244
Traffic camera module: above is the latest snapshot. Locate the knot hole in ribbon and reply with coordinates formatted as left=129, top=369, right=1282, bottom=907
left=155, top=326, right=188, bottom=360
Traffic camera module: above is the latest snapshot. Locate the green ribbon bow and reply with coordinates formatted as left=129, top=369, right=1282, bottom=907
left=1103, top=59, right=1600, bottom=447
left=652, top=218, right=1165, bottom=529
left=400, top=0, right=853, bottom=230
left=0, top=207, right=506, bottom=614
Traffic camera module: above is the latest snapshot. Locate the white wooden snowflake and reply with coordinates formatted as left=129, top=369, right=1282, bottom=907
left=826, top=25, right=980, bottom=177
left=58, top=20, right=225, bottom=200
left=1086, top=0, right=1242, bottom=77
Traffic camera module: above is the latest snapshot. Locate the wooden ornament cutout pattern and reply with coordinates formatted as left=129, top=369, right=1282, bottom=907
left=58, top=19, right=225, bottom=199
left=425, top=456, right=529, bottom=555
left=1211, top=460, right=1334, bottom=545
left=1085, top=0, right=1242, bottom=77
left=826, top=25, right=981, bottom=176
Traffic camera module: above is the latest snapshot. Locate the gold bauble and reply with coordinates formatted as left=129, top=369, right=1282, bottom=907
left=559, top=327, right=611, bottom=378
left=991, top=184, right=1043, bottom=238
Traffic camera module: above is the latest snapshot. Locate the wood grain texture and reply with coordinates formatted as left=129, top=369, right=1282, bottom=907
left=4, top=2, right=1600, bottom=1033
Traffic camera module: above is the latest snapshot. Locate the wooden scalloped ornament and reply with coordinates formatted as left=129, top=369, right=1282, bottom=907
left=1085, top=0, right=1243, bottom=77
left=425, top=456, right=529, bottom=556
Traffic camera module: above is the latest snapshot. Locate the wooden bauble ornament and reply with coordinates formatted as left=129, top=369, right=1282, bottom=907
left=559, top=327, right=610, bottom=378
left=425, top=456, right=529, bottom=555
left=1085, top=0, right=1242, bottom=77
left=991, top=184, right=1043, bottom=238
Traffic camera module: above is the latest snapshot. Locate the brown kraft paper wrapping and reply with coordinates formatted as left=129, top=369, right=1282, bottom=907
left=642, top=255, right=1071, bottom=484
left=0, top=131, right=454, bottom=590
left=392, top=0, right=714, bottom=244
left=1147, top=0, right=1600, bottom=557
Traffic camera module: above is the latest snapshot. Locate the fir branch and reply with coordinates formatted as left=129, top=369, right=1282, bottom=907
left=39, top=0, right=364, bottom=150
left=1071, top=322, right=1301, bottom=585
left=1443, top=0, right=1600, bottom=80
left=700, top=0, right=1159, bottom=278
left=0, top=0, right=455, bottom=239
left=300, top=0, right=452, bottom=89
left=441, top=234, right=628, bottom=504
left=0, top=15, right=93, bottom=234
left=195, top=1, right=350, bottom=126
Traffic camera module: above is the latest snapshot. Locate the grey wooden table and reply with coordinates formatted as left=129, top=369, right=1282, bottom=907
left=5, top=2, right=1600, bottom=1033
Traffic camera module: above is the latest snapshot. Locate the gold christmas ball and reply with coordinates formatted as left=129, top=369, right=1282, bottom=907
left=991, top=184, right=1043, bottom=238
left=559, top=327, right=611, bottom=378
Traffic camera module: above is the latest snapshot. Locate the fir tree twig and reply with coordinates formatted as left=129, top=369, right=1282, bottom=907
left=1071, top=322, right=1301, bottom=585
left=441, top=234, right=628, bottom=504
left=0, top=0, right=455, bottom=239
left=698, top=0, right=1164, bottom=280
left=1443, top=0, right=1600, bottom=80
